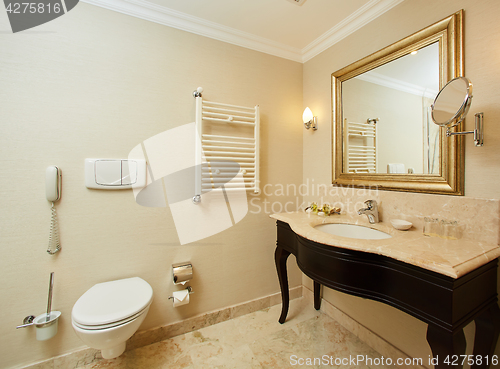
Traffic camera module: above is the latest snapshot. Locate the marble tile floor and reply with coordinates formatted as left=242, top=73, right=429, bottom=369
left=81, top=297, right=390, bottom=369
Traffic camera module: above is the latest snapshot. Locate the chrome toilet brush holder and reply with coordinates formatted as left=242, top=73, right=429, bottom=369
left=16, top=272, right=61, bottom=341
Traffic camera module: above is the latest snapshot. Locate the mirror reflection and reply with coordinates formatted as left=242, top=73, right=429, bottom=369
left=431, top=77, right=472, bottom=127
left=342, top=42, right=440, bottom=175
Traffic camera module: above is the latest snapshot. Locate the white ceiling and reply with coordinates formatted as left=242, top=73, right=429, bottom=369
left=81, top=0, right=405, bottom=62
left=144, top=0, right=368, bottom=49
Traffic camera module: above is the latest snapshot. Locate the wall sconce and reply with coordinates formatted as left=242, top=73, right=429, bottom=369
left=303, top=107, right=317, bottom=130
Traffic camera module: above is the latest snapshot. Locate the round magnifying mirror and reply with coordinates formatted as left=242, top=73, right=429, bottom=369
left=431, top=77, right=473, bottom=128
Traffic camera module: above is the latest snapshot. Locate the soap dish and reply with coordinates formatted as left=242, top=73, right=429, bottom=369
left=390, top=219, right=412, bottom=230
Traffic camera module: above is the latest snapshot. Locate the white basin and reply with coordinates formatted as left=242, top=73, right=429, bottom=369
left=314, top=223, right=392, bottom=240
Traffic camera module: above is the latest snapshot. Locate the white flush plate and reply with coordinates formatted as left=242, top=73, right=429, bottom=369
left=85, top=158, right=146, bottom=190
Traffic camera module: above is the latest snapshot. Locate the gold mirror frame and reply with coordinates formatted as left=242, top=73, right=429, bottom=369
left=332, top=10, right=464, bottom=195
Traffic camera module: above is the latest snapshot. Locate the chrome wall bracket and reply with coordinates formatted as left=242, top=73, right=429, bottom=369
left=16, top=315, right=36, bottom=329
left=304, top=116, right=317, bottom=130
left=168, top=286, right=194, bottom=300
left=446, top=112, right=484, bottom=146
left=193, top=87, right=203, bottom=98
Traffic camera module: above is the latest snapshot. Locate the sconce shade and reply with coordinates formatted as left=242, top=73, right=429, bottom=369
left=303, top=107, right=313, bottom=124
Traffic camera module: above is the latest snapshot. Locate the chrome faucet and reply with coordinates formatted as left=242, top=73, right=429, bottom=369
left=358, top=200, right=379, bottom=224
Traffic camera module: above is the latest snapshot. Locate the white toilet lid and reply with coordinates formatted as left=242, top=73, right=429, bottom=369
left=72, top=277, right=153, bottom=326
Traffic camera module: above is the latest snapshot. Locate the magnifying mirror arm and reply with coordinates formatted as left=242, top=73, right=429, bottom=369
left=446, top=112, right=484, bottom=147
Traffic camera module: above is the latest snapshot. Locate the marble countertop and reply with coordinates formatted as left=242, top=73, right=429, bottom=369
left=270, top=212, right=500, bottom=279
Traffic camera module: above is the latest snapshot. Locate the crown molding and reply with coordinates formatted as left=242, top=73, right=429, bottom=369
left=81, top=0, right=404, bottom=64
left=356, top=71, right=438, bottom=98
left=81, top=0, right=303, bottom=61
left=301, top=0, right=405, bottom=62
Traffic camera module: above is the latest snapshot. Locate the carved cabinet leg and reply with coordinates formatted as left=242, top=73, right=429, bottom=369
left=472, top=303, right=500, bottom=369
left=426, top=325, right=466, bottom=369
left=275, top=246, right=291, bottom=324
left=314, top=281, right=321, bottom=310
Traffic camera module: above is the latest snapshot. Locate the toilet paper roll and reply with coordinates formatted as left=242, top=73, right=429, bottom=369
left=172, top=289, right=190, bottom=307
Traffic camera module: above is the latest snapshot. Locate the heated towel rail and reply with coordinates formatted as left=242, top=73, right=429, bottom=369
left=193, top=87, right=260, bottom=204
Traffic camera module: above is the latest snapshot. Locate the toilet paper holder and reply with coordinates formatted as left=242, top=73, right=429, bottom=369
left=168, top=286, right=194, bottom=301
left=172, top=262, right=193, bottom=285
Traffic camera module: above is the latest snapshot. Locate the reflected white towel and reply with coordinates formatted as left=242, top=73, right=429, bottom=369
left=387, top=163, right=405, bottom=173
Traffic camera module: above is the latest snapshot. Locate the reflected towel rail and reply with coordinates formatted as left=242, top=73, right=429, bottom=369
left=344, top=118, right=377, bottom=173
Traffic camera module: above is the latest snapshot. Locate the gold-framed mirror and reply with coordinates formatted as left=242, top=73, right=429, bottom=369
left=332, top=10, right=464, bottom=195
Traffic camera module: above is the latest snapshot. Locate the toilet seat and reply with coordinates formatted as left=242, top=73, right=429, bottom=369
left=72, top=277, right=153, bottom=329
left=72, top=306, right=150, bottom=330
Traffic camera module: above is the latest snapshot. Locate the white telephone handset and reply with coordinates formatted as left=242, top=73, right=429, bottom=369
left=46, top=166, right=61, bottom=202
left=46, top=166, right=62, bottom=255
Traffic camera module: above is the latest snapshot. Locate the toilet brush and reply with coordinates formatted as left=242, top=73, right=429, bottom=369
left=46, top=272, right=54, bottom=322
left=15, top=271, right=61, bottom=340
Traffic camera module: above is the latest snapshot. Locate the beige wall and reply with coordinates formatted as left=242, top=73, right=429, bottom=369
left=2, top=0, right=500, bottom=367
left=303, top=0, right=500, bottom=365
left=0, top=3, right=303, bottom=368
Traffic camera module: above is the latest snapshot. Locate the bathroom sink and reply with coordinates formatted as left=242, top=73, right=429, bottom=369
left=314, top=223, right=392, bottom=240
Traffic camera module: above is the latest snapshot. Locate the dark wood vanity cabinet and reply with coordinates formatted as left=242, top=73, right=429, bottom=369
left=274, top=221, right=500, bottom=369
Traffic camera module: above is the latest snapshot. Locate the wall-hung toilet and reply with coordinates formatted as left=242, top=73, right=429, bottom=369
left=71, top=277, right=153, bottom=359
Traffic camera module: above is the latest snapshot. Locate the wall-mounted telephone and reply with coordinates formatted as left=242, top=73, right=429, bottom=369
left=45, top=166, right=62, bottom=255
left=46, top=166, right=62, bottom=202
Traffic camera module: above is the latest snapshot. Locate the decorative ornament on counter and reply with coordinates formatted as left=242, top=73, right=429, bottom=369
left=305, top=202, right=341, bottom=216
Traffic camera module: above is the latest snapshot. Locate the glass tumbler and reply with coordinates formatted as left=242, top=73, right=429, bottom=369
left=423, top=217, right=439, bottom=237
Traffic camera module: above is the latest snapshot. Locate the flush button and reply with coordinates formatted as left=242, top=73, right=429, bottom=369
left=85, top=158, right=146, bottom=190
left=121, top=160, right=137, bottom=185
left=95, top=160, right=121, bottom=186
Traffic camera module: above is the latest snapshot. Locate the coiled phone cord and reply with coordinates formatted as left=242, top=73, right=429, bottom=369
left=47, top=202, right=61, bottom=255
